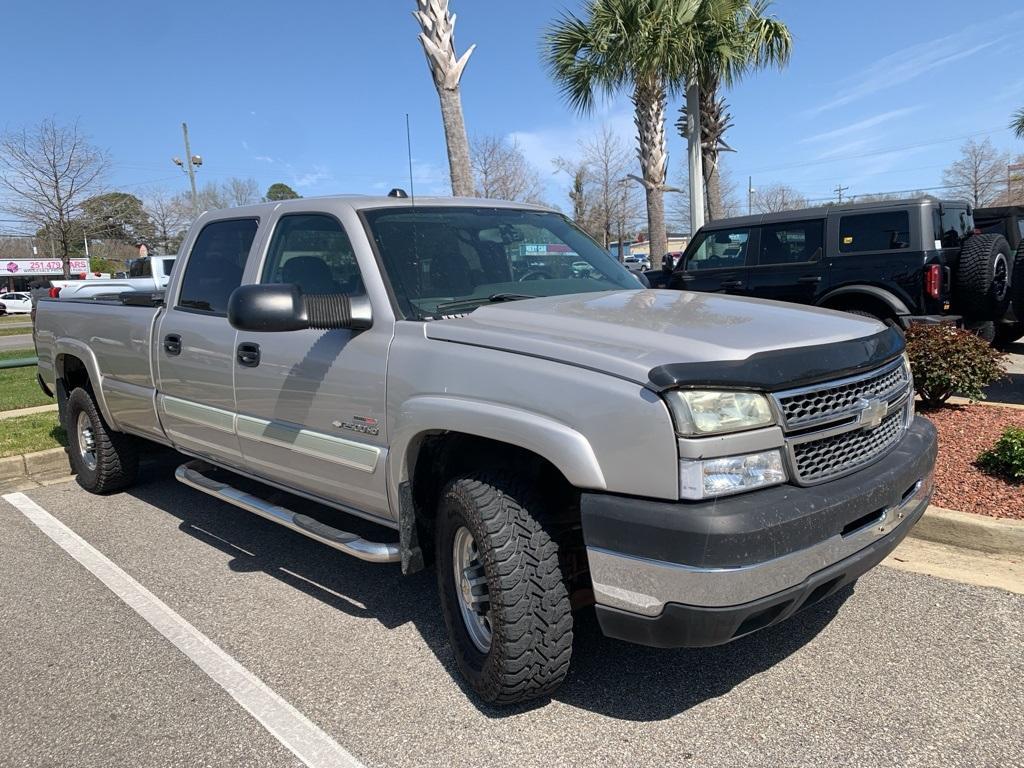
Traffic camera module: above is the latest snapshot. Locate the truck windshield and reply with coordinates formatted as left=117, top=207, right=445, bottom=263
left=362, top=207, right=640, bottom=319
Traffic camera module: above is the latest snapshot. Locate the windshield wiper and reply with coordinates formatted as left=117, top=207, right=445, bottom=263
left=433, top=293, right=536, bottom=317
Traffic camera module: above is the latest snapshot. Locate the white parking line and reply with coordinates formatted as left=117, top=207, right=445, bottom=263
left=2, top=491, right=367, bottom=768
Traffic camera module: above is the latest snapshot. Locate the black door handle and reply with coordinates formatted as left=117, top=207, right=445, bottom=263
left=163, top=334, right=181, bottom=356
left=237, top=342, right=261, bottom=367
left=720, top=280, right=744, bottom=289
left=798, top=275, right=822, bottom=284
left=679, top=274, right=696, bottom=282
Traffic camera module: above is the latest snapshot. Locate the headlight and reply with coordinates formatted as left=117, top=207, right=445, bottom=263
left=663, top=390, right=774, bottom=436
left=679, top=450, right=786, bottom=499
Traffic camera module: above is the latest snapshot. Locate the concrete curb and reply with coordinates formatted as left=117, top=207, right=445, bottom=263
left=0, top=447, right=70, bottom=482
left=0, top=403, right=59, bottom=420
left=910, top=505, right=1024, bottom=557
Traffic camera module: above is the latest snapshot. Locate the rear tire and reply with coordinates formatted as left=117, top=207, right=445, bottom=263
left=435, top=472, right=573, bottom=704
left=955, top=234, right=1012, bottom=320
left=65, top=387, right=139, bottom=493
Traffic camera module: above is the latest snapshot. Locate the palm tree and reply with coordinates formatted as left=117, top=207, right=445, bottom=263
left=544, top=0, right=701, bottom=263
left=676, top=0, right=791, bottom=221
left=1013, top=108, right=1024, bottom=139
left=414, top=0, right=475, bottom=197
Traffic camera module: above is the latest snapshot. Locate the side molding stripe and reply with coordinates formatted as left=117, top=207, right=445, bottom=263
left=236, top=415, right=380, bottom=473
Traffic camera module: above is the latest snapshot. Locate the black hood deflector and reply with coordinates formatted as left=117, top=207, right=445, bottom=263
left=647, top=325, right=905, bottom=392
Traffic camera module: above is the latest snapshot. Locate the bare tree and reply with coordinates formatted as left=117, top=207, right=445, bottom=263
left=755, top=182, right=808, bottom=213
left=581, top=125, right=636, bottom=252
left=224, top=177, right=261, bottom=207
left=0, top=118, right=108, bottom=277
left=144, top=188, right=191, bottom=254
left=470, top=135, right=543, bottom=202
left=942, top=137, right=1010, bottom=207
left=415, top=0, right=475, bottom=197
left=553, top=156, right=592, bottom=231
left=671, top=157, right=741, bottom=227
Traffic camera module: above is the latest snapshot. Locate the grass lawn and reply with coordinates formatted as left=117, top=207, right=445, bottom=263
left=0, top=326, right=33, bottom=337
left=0, top=412, right=65, bottom=458
left=0, top=348, right=51, bottom=411
left=0, top=313, right=32, bottom=324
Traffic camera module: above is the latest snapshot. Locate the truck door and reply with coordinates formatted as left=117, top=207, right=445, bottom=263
left=232, top=212, right=391, bottom=520
left=746, top=219, right=827, bottom=305
left=669, top=225, right=753, bottom=296
left=155, top=217, right=259, bottom=468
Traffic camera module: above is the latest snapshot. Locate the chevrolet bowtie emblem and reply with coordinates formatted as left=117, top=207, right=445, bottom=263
left=856, top=398, right=887, bottom=430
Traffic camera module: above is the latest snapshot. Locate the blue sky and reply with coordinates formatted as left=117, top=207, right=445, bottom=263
left=2, top=0, right=1023, bottom=227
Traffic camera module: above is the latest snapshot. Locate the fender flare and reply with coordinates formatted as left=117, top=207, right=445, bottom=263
left=817, top=285, right=911, bottom=316
left=387, top=395, right=607, bottom=517
left=53, top=338, right=119, bottom=430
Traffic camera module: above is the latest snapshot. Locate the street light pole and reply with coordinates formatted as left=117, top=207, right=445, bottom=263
left=173, top=122, right=203, bottom=216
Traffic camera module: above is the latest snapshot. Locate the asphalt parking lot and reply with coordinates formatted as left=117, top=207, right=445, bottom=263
left=2, top=457, right=1023, bottom=768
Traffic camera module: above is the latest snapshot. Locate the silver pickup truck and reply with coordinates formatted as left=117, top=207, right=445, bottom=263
left=34, top=194, right=937, bottom=704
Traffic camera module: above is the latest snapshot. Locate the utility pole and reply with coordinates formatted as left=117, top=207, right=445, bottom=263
left=685, top=81, right=706, bottom=233
left=834, top=183, right=849, bottom=203
left=173, top=122, right=203, bottom=216
left=748, top=176, right=755, bottom=215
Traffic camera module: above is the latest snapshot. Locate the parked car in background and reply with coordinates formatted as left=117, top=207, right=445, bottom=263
left=0, top=291, right=33, bottom=314
left=623, top=254, right=650, bottom=270
left=34, top=194, right=936, bottom=704
left=648, top=197, right=1014, bottom=339
left=51, top=255, right=177, bottom=300
left=974, top=205, right=1024, bottom=344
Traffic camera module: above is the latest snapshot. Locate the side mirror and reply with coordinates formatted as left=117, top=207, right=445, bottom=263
left=661, top=253, right=674, bottom=272
left=228, top=284, right=372, bottom=332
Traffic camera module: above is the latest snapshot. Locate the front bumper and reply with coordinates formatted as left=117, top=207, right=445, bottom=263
left=581, top=417, right=937, bottom=648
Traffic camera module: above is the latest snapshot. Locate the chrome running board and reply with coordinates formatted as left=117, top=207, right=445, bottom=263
left=175, top=459, right=400, bottom=564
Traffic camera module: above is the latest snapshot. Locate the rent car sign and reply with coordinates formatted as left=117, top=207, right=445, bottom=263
left=4, top=258, right=89, bottom=276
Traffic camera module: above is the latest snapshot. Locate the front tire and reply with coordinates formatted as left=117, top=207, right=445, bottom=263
left=435, top=472, right=573, bottom=704
left=65, top=387, right=139, bottom=493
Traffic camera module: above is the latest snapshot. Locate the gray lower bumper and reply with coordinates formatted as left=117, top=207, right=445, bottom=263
left=588, top=472, right=932, bottom=617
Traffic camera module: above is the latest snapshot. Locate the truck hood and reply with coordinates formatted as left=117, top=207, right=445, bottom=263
left=425, top=290, right=888, bottom=388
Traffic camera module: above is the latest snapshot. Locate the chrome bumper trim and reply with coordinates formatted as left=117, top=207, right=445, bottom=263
left=588, top=472, right=932, bottom=617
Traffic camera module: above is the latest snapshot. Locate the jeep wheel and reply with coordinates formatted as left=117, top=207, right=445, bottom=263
left=65, top=387, right=139, bottom=493
left=436, top=472, right=573, bottom=704
left=955, top=234, right=1012, bottom=320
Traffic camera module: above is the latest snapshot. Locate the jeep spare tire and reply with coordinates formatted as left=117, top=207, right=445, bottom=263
left=955, top=233, right=1012, bottom=320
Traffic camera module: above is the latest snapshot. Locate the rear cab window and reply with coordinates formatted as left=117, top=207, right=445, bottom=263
left=685, top=227, right=751, bottom=271
left=838, top=211, right=911, bottom=253
left=933, top=206, right=973, bottom=249
left=176, top=218, right=259, bottom=315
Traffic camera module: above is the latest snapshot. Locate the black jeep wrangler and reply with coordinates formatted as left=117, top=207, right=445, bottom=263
left=650, top=196, right=1015, bottom=338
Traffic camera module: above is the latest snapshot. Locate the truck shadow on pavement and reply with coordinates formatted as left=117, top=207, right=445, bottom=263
left=126, top=454, right=851, bottom=723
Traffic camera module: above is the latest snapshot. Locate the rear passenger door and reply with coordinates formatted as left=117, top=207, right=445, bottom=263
left=828, top=209, right=916, bottom=308
left=670, top=225, right=753, bottom=296
left=747, top=219, right=826, bottom=305
left=155, top=217, right=259, bottom=468
left=232, top=212, right=392, bottom=520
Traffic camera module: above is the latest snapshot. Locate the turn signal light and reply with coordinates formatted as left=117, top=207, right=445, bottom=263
left=924, top=264, right=941, bottom=300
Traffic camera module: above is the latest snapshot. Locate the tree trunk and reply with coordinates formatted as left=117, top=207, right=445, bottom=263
left=634, top=77, right=668, bottom=264
left=437, top=85, right=474, bottom=196
left=705, top=161, right=721, bottom=221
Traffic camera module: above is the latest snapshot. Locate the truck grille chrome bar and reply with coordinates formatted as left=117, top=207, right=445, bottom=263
left=772, top=358, right=913, bottom=486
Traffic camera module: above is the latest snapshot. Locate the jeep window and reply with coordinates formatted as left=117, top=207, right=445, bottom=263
left=177, top=218, right=259, bottom=315
left=262, top=214, right=364, bottom=295
left=838, top=211, right=910, bottom=253
left=758, top=220, right=823, bottom=265
left=933, top=207, right=972, bottom=248
left=362, top=207, right=639, bottom=319
left=685, top=228, right=750, bottom=271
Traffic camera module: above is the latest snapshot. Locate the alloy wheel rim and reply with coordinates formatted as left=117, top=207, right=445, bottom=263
left=76, top=411, right=97, bottom=472
left=452, top=526, right=492, bottom=653
left=994, top=254, right=1009, bottom=300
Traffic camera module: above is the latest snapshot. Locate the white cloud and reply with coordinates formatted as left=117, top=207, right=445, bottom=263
left=800, top=107, right=919, bottom=145
left=289, top=165, right=332, bottom=189
left=253, top=155, right=275, bottom=163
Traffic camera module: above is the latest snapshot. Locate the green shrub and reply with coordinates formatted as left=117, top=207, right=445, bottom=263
left=905, top=324, right=1005, bottom=407
left=977, top=426, right=1024, bottom=481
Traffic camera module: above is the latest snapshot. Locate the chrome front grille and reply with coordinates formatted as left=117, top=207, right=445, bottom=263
left=775, top=359, right=909, bottom=430
left=791, top=409, right=905, bottom=484
left=773, top=358, right=913, bottom=486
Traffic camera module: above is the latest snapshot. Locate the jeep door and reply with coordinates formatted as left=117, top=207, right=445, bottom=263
left=231, top=209, right=391, bottom=520
left=155, top=216, right=259, bottom=468
left=669, top=225, right=754, bottom=296
left=746, top=219, right=827, bottom=305
left=827, top=208, right=918, bottom=311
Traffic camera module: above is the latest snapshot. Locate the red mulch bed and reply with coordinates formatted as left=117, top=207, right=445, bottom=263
left=921, top=403, right=1024, bottom=519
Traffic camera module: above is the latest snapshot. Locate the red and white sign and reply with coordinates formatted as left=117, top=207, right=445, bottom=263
left=4, top=258, right=89, bottom=276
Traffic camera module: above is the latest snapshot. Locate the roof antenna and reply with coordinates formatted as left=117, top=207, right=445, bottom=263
left=406, top=113, right=416, bottom=206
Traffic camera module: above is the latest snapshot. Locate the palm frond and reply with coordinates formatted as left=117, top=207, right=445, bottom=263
left=1013, top=107, right=1024, bottom=139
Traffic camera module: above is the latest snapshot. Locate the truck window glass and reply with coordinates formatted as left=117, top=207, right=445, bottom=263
left=262, top=214, right=364, bottom=295
left=159, top=259, right=176, bottom=277
left=362, top=207, right=639, bottom=319
left=177, top=218, right=258, bottom=314
left=128, top=259, right=150, bottom=278
left=838, top=211, right=910, bottom=253
left=933, top=207, right=971, bottom=248
left=759, top=221, right=823, bottom=265
left=686, top=228, right=750, bottom=271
